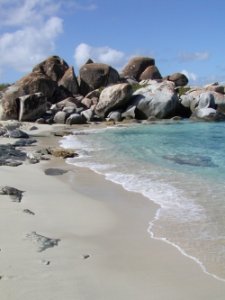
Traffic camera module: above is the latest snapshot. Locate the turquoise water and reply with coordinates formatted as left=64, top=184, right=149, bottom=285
left=61, top=121, right=225, bottom=281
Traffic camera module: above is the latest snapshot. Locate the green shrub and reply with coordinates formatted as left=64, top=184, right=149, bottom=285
left=178, top=86, right=191, bottom=96
left=0, top=83, right=10, bottom=91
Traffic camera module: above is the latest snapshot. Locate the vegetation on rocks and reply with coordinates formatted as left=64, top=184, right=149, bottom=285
left=0, top=83, right=10, bottom=91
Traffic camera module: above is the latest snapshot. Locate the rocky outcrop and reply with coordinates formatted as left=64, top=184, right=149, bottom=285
left=0, top=56, right=79, bottom=121
left=79, top=63, right=120, bottom=96
left=95, top=83, right=132, bottom=118
left=139, top=65, right=162, bottom=81
left=125, top=80, right=179, bottom=119
left=17, top=93, right=47, bottom=122
left=58, top=66, right=79, bottom=95
left=1, top=54, right=225, bottom=124
left=32, top=56, right=69, bottom=82
left=166, top=73, right=188, bottom=87
left=180, top=86, right=225, bottom=115
left=189, top=92, right=225, bottom=121
left=0, top=73, right=55, bottom=120
left=121, top=56, right=155, bottom=81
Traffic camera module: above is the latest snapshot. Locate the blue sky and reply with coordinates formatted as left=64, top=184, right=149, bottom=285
left=0, top=0, right=225, bottom=85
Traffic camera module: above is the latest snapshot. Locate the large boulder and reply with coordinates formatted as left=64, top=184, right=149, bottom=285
left=18, top=93, right=47, bottom=121
left=66, top=113, right=86, bottom=125
left=166, top=73, right=188, bottom=87
left=0, top=55, right=77, bottom=120
left=79, top=63, right=120, bottom=96
left=205, top=82, right=225, bottom=94
left=139, top=65, right=162, bottom=81
left=0, top=72, right=58, bottom=120
left=15, top=71, right=58, bottom=99
left=197, top=92, right=216, bottom=110
left=191, top=92, right=225, bottom=120
left=181, top=88, right=225, bottom=114
left=95, top=83, right=132, bottom=118
left=127, top=80, right=179, bottom=119
left=32, top=56, right=69, bottom=81
left=58, top=66, right=79, bottom=95
left=53, top=111, right=68, bottom=124
left=121, top=56, right=155, bottom=81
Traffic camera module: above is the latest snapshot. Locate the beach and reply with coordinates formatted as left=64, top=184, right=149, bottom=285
left=1, top=123, right=225, bottom=300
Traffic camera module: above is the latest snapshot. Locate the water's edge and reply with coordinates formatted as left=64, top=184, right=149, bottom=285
left=60, top=123, right=225, bottom=283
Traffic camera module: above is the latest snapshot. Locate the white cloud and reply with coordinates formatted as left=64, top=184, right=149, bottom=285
left=0, top=0, right=96, bottom=27
left=0, top=1, right=97, bottom=80
left=0, top=0, right=65, bottom=78
left=74, top=43, right=126, bottom=68
left=181, top=69, right=198, bottom=82
left=179, top=51, right=210, bottom=62
left=0, top=17, right=63, bottom=73
left=0, top=0, right=61, bottom=27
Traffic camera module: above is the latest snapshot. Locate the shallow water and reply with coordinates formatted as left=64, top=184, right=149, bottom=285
left=61, top=121, right=225, bottom=281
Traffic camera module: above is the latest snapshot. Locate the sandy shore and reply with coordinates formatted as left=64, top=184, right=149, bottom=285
left=1, top=123, right=225, bottom=300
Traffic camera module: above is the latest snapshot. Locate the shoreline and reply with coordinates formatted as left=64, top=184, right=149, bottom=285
left=1, top=123, right=225, bottom=299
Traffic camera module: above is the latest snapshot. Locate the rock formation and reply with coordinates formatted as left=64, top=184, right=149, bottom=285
left=79, top=62, right=120, bottom=95
left=121, top=56, right=155, bottom=81
left=1, top=53, right=225, bottom=124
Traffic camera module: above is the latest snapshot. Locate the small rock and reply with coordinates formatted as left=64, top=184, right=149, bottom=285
left=7, top=129, right=29, bottom=139
left=41, top=259, right=50, bottom=266
left=0, top=160, right=23, bottom=167
left=29, top=126, right=38, bottom=131
left=26, top=231, right=60, bottom=252
left=44, top=168, right=68, bottom=176
left=23, top=209, right=35, bottom=215
left=36, top=118, right=46, bottom=124
left=0, top=186, right=24, bottom=202
left=14, top=138, right=37, bottom=147
left=47, top=147, right=78, bottom=158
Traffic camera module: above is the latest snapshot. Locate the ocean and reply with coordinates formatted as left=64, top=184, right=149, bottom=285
left=60, top=120, right=225, bottom=281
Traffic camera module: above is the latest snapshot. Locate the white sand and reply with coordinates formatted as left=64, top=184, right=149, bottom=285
left=1, top=126, right=225, bottom=299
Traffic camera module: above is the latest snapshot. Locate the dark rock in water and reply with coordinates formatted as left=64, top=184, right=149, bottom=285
left=26, top=231, right=60, bottom=252
left=0, top=186, right=24, bottom=202
left=163, top=154, right=216, bottom=167
left=13, top=138, right=37, bottom=147
left=23, top=209, right=35, bottom=215
left=7, top=129, right=29, bottom=139
left=44, top=168, right=68, bottom=176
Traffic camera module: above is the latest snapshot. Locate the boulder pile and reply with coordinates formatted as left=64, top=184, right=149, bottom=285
left=1, top=55, right=225, bottom=124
